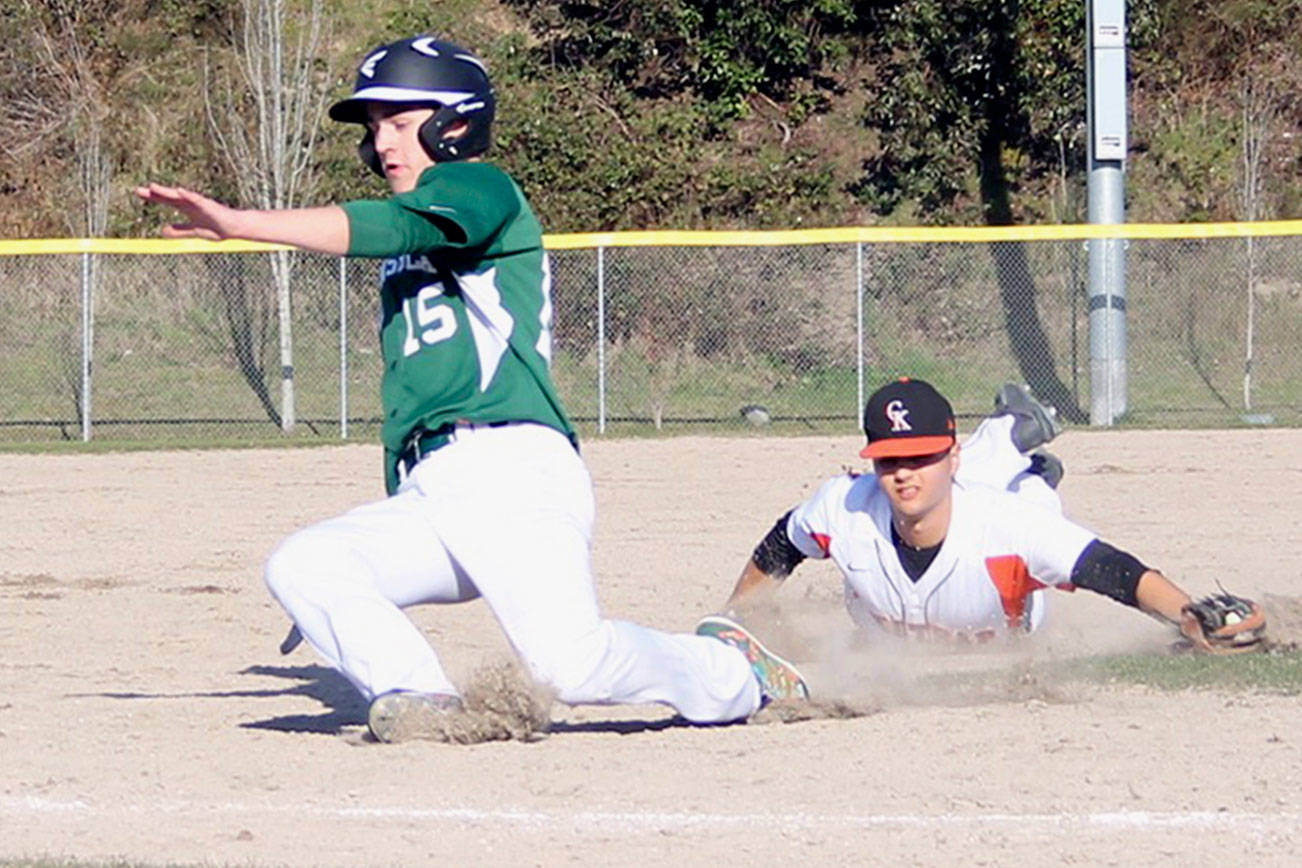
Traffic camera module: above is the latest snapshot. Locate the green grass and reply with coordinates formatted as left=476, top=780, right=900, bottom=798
left=914, top=649, right=1302, bottom=700
left=0, top=433, right=374, bottom=455
left=1060, top=648, right=1302, bottom=693
left=3, top=282, right=1300, bottom=447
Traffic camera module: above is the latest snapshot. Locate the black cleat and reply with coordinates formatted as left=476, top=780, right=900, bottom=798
left=1027, top=449, right=1064, bottom=489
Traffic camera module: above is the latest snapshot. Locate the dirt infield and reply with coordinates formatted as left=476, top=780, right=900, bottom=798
left=2, top=428, right=1300, bottom=866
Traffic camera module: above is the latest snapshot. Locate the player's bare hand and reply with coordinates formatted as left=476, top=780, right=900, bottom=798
left=134, top=183, right=242, bottom=241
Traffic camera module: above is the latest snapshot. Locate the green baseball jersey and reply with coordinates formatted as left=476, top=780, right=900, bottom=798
left=342, top=162, right=575, bottom=491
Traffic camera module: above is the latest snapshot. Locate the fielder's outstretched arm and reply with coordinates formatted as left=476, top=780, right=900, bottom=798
left=1134, top=570, right=1194, bottom=625
left=724, top=511, right=805, bottom=613
left=1068, top=540, right=1192, bottom=623
left=1069, top=542, right=1215, bottom=646
left=724, top=558, right=783, bottom=613
left=135, top=183, right=350, bottom=255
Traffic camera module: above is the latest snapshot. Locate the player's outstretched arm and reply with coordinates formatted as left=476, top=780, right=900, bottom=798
left=724, top=558, right=783, bottom=615
left=134, top=183, right=350, bottom=256
left=723, top=509, right=810, bottom=616
left=1133, top=570, right=1192, bottom=626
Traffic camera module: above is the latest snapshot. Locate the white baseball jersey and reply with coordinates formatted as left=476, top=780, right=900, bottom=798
left=786, top=472, right=1096, bottom=640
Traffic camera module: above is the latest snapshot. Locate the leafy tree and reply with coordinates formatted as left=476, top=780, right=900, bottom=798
left=850, top=0, right=1168, bottom=420
left=1, top=0, right=1299, bottom=237
left=504, top=0, right=855, bottom=123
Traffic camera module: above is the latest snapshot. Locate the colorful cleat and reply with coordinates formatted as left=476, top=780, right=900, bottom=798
left=995, top=383, right=1063, bottom=452
left=695, top=614, right=810, bottom=702
left=367, top=690, right=464, bottom=743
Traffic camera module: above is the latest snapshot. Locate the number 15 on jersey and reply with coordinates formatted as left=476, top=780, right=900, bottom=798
left=401, top=283, right=457, bottom=357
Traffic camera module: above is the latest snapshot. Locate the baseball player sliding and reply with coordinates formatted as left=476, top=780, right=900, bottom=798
left=137, top=35, right=806, bottom=741
left=716, top=378, right=1267, bottom=653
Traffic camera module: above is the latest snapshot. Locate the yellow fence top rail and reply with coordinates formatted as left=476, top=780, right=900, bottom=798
left=543, top=220, right=1302, bottom=248
left=0, top=238, right=291, bottom=255
left=4, top=220, right=1302, bottom=255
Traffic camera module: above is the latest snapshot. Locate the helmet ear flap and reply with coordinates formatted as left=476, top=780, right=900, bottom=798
left=417, top=112, right=445, bottom=162
left=358, top=130, right=384, bottom=177
left=418, top=104, right=492, bottom=163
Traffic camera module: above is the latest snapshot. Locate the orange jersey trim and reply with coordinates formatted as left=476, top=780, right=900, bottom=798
left=984, top=554, right=1048, bottom=628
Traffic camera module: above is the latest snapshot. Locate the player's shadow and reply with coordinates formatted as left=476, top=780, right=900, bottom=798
left=72, top=663, right=367, bottom=735
left=547, top=716, right=733, bottom=735
left=79, top=667, right=747, bottom=738
left=237, top=664, right=367, bottom=734
left=236, top=668, right=715, bottom=736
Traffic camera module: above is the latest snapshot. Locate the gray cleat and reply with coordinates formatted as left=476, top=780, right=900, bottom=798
left=995, top=383, right=1063, bottom=452
left=368, top=690, right=464, bottom=743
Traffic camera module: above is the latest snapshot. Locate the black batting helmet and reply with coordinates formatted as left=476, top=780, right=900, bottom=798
left=329, top=36, right=495, bottom=175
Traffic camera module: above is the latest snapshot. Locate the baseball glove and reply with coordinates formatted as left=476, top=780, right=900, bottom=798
left=1178, top=593, right=1268, bottom=654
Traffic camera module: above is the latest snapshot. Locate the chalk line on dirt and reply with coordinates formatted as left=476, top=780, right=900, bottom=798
left=4, top=795, right=1299, bottom=834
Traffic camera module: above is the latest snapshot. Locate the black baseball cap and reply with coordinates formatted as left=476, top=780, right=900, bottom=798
left=860, top=377, right=957, bottom=459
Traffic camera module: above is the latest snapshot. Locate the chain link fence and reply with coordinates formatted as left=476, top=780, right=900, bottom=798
left=2, top=228, right=1299, bottom=444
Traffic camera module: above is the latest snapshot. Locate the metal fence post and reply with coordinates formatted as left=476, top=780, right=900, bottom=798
left=80, top=251, right=93, bottom=442
left=597, top=245, right=606, bottom=434
left=339, top=257, right=348, bottom=439
left=856, top=241, right=865, bottom=418
left=1087, top=0, right=1130, bottom=425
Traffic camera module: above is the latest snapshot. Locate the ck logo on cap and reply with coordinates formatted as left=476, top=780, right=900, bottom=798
left=885, top=399, right=912, bottom=432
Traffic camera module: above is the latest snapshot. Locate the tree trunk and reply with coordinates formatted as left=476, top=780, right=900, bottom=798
left=978, top=128, right=1087, bottom=423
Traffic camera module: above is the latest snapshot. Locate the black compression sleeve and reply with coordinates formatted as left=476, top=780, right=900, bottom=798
left=1069, top=539, right=1148, bottom=608
left=751, top=510, right=806, bottom=579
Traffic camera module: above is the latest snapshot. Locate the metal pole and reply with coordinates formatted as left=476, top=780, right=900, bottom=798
left=1086, top=0, right=1129, bottom=425
left=339, top=257, right=348, bottom=439
left=80, top=252, right=93, bottom=442
left=1243, top=236, right=1256, bottom=413
left=596, top=246, right=607, bottom=435
left=856, top=242, right=865, bottom=416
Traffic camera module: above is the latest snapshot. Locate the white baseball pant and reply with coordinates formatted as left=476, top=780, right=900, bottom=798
left=956, top=414, right=1062, bottom=514
left=264, top=423, right=760, bottom=723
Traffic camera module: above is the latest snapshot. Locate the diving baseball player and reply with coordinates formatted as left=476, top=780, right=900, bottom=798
left=137, top=35, right=807, bottom=741
left=718, top=378, right=1266, bottom=652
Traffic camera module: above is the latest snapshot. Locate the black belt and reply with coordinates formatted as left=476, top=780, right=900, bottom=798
left=399, top=420, right=513, bottom=474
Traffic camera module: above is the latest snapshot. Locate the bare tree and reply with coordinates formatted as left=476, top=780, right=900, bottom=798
left=1, top=2, right=114, bottom=432
left=0, top=2, right=113, bottom=224
left=1238, top=74, right=1276, bottom=414
left=206, top=0, right=330, bottom=433
left=0, top=22, right=65, bottom=163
